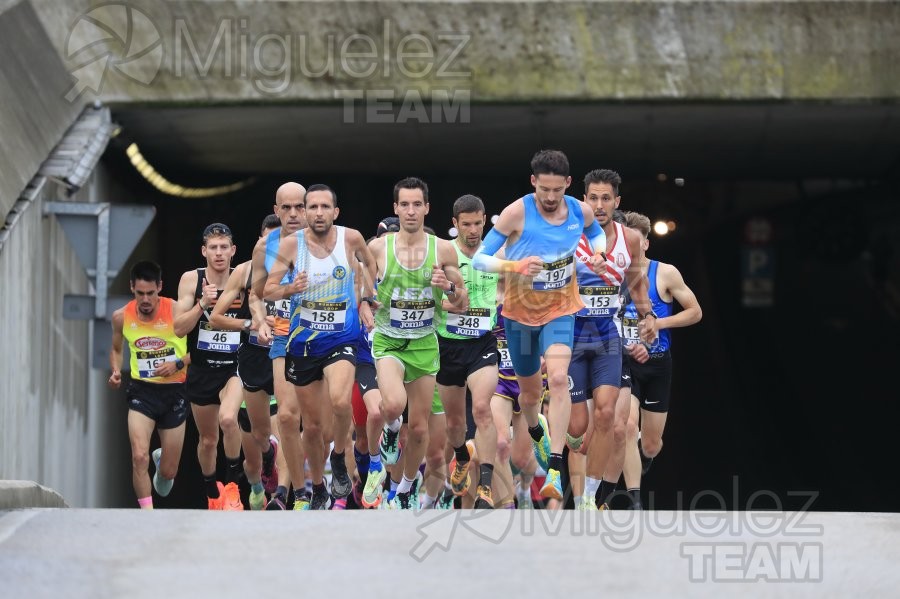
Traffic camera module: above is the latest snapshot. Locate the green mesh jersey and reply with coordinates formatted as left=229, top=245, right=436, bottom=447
left=374, top=233, right=442, bottom=339
left=436, top=241, right=499, bottom=340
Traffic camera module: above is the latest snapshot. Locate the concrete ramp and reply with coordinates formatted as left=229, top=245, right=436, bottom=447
left=1, top=509, right=897, bottom=597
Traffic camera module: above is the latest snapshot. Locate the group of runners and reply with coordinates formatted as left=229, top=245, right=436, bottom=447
left=109, top=149, right=702, bottom=510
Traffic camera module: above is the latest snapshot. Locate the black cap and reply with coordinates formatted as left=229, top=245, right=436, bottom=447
left=376, top=217, right=400, bottom=237
left=202, top=222, right=233, bottom=241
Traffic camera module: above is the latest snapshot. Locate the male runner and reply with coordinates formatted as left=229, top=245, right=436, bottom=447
left=367, top=177, right=468, bottom=510
left=109, top=261, right=188, bottom=509
left=265, top=184, right=377, bottom=509
left=209, top=215, right=282, bottom=509
left=569, top=169, right=651, bottom=510
left=436, top=194, right=500, bottom=508
left=250, top=182, right=308, bottom=509
left=174, top=223, right=244, bottom=510
left=621, top=211, right=702, bottom=504
left=473, top=150, right=633, bottom=500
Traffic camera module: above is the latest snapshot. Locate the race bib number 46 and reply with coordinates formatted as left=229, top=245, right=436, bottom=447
left=299, top=300, right=348, bottom=332
left=197, top=323, right=240, bottom=352
left=446, top=307, right=492, bottom=337
left=532, top=255, right=574, bottom=291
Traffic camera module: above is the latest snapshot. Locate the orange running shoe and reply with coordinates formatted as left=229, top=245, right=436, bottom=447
left=207, top=482, right=226, bottom=510
left=222, top=482, right=244, bottom=511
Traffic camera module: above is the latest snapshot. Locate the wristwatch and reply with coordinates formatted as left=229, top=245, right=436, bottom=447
left=446, top=282, right=457, bottom=296
left=242, top=319, right=252, bottom=331
left=175, top=359, right=185, bottom=371
left=639, top=309, right=658, bottom=321
left=361, top=296, right=376, bottom=307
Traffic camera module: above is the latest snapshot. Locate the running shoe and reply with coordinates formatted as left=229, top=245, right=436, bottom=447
left=261, top=437, right=279, bottom=495
left=207, top=482, right=226, bottom=511
left=249, top=488, right=266, bottom=510
left=532, top=414, right=551, bottom=472
left=330, top=451, right=352, bottom=499
left=362, top=462, right=387, bottom=508
left=540, top=468, right=563, bottom=500
left=474, top=485, right=494, bottom=509
left=379, top=420, right=402, bottom=465
left=222, top=482, right=244, bottom=511
left=151, top=448, right=173, bottom=497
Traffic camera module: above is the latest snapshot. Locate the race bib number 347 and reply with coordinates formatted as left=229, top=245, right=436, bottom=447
left=389, top=299, right=435, bottom=329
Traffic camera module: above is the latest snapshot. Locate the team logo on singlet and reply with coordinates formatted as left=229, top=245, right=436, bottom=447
left=616, top=253, right=626, bottom=268
left=332, top=266, right=347, bottom=280
left=135, top=336, right=166, bottom=351
left=423, top=269, right=432, bottom=282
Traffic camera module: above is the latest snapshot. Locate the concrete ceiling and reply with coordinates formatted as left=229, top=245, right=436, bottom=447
left=112, top=102, right=900, bottom=181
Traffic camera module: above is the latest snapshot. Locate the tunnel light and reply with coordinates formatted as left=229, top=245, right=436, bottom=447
left=126, top=143, right=254, bottom=198
left=667, top=220, right=677, bottom=232
left=448, top=227, right=459, bottom=238
left=653, top=221, right=669, bottom=236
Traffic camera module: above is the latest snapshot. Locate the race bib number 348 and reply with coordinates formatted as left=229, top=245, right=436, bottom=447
left=446, top=307, right=491, bottom=337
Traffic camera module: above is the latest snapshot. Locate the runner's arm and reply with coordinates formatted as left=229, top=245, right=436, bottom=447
left=209, top=262, right=251, bottom=331
left=173, top=270, right=204, bottom=337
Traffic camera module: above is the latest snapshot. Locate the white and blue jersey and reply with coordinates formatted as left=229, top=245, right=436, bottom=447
left=287, top=226, right=360, bottom=357
left=574, top=222, right=631, bottom=343
left=624, top=260, right=671, bottom=355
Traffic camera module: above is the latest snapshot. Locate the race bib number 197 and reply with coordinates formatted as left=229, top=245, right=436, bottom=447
left=532, top=255, right=574, bottom=291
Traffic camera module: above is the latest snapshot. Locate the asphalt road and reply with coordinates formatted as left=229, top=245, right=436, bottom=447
left=1, top=510, right=896, bottom=598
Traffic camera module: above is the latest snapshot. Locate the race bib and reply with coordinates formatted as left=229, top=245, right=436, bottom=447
left=622, top=316, right=640, bottom=346
left=274, top=299, right=291, bottom=319
left=579, top=286, right=621, bottom=317
left=389, top=298, right=435, bottom=330
left=446, top=307, right=492, bottom=337
left=532, top=255, right=574, bottom=291
left=497, top=338, right=513, bottom=371
left=248, top=330, right=272, bottom=348
left=197, top=323, right=240, bottom=352
left=299, top=300, right=348, bottom=332
left=136, top=347, right=176, bottom=378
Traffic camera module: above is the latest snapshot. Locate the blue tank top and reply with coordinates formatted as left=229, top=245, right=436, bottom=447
left=624, top=260, right=671, bottom=354
left=505, top=194, right=585, bottom=264
left=287, top=227, right=360, bottom=356
left=265, top=229, right=294, bottom=338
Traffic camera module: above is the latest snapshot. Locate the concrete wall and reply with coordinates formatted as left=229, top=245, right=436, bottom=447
left=30, top=0, right=900, bottom=105
left=0, top=0, right=83, bottom=217
left=0, top=177, right=92, bottom=506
